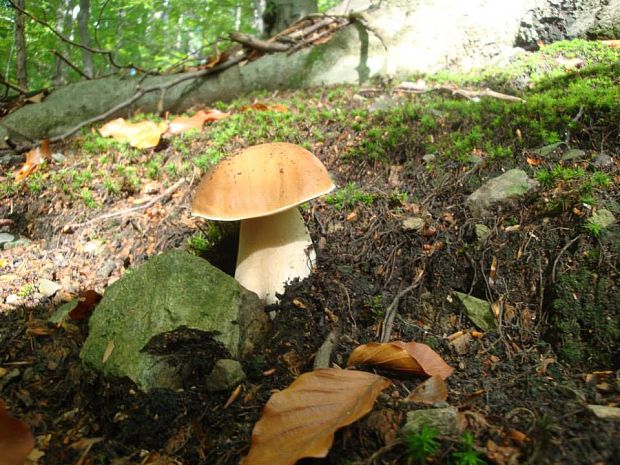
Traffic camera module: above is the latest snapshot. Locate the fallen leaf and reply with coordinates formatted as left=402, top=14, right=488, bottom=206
left=486, top=439, right=521, bottom=465
left=68, top=290, right=102, bottom=321
left=0, top=398, right=35, bottom=465
left=241, top=102, right=269, bottom=112
left=14, top=140, right=51, bottom=181
left=98, top=118, right=168, bottom=149
left=166, top=109, right=229, bottom=135
left=347, top=341, right=454, bottom=379
left=102, top=340, right=115, bottom=364
left=245, top=368, right=390, bottom=465
left=223, top=385, right=242, bottom=409
left=405, top=375, right=448, bottom=404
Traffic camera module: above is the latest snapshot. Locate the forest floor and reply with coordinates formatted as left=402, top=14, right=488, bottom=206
left=1, top=40, right=619, bottom=465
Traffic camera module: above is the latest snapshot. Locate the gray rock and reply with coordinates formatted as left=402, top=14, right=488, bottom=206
left=402, top=217, right=425, bottom=231
left=587, top=405, right=620, bottom=421
left=38, top=279, right=62, bottom=297
left=453, top=291, right=497, bottom=332
left=589, top=209, right=616, bottom=229
left=466, top=169, right=538, bottom=217
left=3, top=238, right=31, bottom=250
left=5, top=294, right=19, bottom=305
left=205, top=359, right=246, bottom=392
left=474, top=224, right=491, bottom=241
left=401, top=407, right=462, bottom=436
left=593, top=152, right=613, bottom=169
left=422, top=154, right=437, bottom=163
left=560, top=149, right=586, bottom=161
left=369, top=95, right=399, bottom=112
left=96, top=261, right=118, bottom=278
left=80, top=250, right=267, bottom=391
left=0, top=233, right=15, bottom=248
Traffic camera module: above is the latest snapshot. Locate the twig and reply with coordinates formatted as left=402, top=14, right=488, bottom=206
left=313, top=329, right=339, bottom=369
left=66, top=178, right=185, bottom=229
left=229, top=32, right=290, bottom=53
left=398, top=82, right=526, bottom=103
left=0, top=75, right=27, bottom=94
left=380, top=268, right=424, bottom=342
left=52, top=51, right=91, bottom=79
left=551, top=235, right=581, bottom=283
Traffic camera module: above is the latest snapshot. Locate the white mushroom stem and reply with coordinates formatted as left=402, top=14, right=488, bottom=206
left=234, top=208, right=316, bottom=304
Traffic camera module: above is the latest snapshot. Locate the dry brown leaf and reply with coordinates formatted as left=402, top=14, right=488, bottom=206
left=68, top=289, right=102, bottom=321
left=0, top=398, right=35, bottom=465
left=167, top=109, right=229, bottom=135
left=14, top=140, right=51, bottom=181
left=347, top=341, right=454, bottom=379
left=245, top=368, right=390, bottom=465
left=405, top=375, right=448, bottom=404
left=98, top=118, right=168, bottom=149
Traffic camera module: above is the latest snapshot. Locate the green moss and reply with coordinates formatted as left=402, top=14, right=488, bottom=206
left=325, top=182, right=377, bottom=210
left=548, top=267, right=620, bottom=367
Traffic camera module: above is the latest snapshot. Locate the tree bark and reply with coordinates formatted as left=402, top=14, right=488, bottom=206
left=264, top=0, right=317, bottom=36
left=53, top=0, right=76, bottom=87
left=14, top=0, right=28, bottom=90
left=77, top=0, right=94, bottom=78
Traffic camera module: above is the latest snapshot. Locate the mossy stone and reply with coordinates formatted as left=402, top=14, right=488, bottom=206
left=80, top=250, right=266, bottom=391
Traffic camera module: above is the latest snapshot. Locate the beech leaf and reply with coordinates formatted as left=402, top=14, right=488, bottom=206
left=0, top=399, right=34, bottom=465
left=245, top=368, right=390, bottom=465
left=347, top=341, right=453, bottom=379
left=405, top=375, right=448, bottom=404
left=167, top=109, right=229, bottom=135
left=98, top=118, right=168, bottom=149
left=14, top=139, right=50, bottom=181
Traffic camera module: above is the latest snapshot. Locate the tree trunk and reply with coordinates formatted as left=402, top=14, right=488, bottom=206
left=2, top=0, right=619, bottom=148
left=14, top=0, right=28, bottom=90
left=264, top=0, right=317, bottom=36
left=53, top=0, right=76, bottom=87
left=253, top=0, right=267, bottom=37
left=77, top=0, right=94, bottom=78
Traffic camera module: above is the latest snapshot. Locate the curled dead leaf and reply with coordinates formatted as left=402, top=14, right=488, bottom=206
left=99, top=118, right=168, bottom=149
left=405, top=375, right=448, bottom=404
left=245, top=368, right=390, bottom=465
left=347, top=341, right=453, bottom=379
left=14, top=140, right=51, bottom=181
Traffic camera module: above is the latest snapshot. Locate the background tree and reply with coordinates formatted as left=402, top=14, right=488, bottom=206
left=14, top=0, right=27, bottom=89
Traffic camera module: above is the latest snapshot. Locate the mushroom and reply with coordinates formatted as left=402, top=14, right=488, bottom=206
left=192, top=142, right=335, bottom=304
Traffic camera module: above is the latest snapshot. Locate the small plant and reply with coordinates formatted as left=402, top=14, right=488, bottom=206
left=404, top=425, right=440, bottom=464
left=325, top=182, right=377, bottom=210
left=17, top=284, right=34, bottom=298
left=187, top=231, right=211, bottom=253
left=146, top=159, right=161, bottom=179
left=27, top=172, right=44, bottom=193
left=584, top=218, right=603, bottom=238
left=452, top=432, right=486, bottom=465
left=81, top=188, right=98, bottom=208
left=103, top=179, right=120, bottom=195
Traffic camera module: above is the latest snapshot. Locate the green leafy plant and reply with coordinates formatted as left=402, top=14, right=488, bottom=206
left=325, top=182, right=377, bottom=210
left=404, top=425, right=440, bottom=464
left=452, top=432, right=486, bottom=465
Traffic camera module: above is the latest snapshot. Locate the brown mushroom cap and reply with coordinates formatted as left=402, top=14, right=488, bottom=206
left=192, top=142, right=334, bottom=221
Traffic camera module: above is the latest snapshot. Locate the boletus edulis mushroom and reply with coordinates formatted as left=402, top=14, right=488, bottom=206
left=192, top=142, right=335, bottom=304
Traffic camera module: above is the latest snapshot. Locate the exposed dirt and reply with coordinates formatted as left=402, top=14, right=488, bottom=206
left=1, top=84, right=619, bottom=465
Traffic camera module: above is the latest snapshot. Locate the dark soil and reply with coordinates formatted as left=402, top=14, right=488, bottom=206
left=1, top=82, right=619, bottom=465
